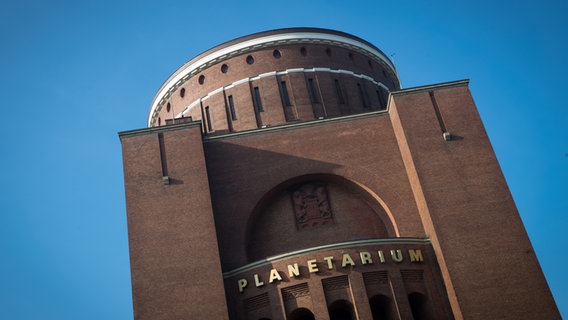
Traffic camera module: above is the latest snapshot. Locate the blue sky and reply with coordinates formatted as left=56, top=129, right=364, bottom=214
left=0, top=0, right=566, bottom=319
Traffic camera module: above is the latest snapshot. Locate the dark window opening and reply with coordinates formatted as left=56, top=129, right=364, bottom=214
left=273, top=49, right=281, bottom=59
left=228, top=95, right=237, bottom=120
left=334, top=79, right=345, bottom=104
left=326, top=48, right=332, bottom=57
left=205, top=106, right=213, bottom=131
left=280, top=81, right=291, bottom=106
left=166, top=102, right=171, bottom=112
left=198, top=75, right=205, bottom=85
left=246, top=55, right=255, bottom=64
left=377, top=87, right=388, bottom=109
left=328, top=300, right=355, bottom=320
left=289, top=308, right=315, bottom=320
left=358, top=83, right=369, bottom=108
left=180, top=88, right=185, bottom=98
left=253, top=86, right=264, bottom=112
left=370, top=295, right=394, bottom=320
left=408, top=293, right=436, bottom=320
left=307, top=78, right=319, bottom=103
left=300, top=47, right=307, bottom=56
left=221, top=64, right=229, bottom=73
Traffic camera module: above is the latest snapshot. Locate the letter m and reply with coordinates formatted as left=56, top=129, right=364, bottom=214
left=409, top=249, right=423, bottom=262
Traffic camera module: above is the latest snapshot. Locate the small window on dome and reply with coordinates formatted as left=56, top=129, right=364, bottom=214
left=221, top=64, right=229, bottom=73
left=334, top=79, right=345, bottom=104
left=205, top=106, right=213, bottom=131
left=253, top=86, right=263, bottom=112
left=246, top=55, right=255, bottom=64
left=273, top=49, right=282, bottom=59
left=180, top=88, right=185, bottom=98
left=228, top=95, right=237, bottom=120
left=198, top=75, right=205, bottom=85
left=307, top=78, right=318, bottom=103
left=300, top=47, right=307, bottom=57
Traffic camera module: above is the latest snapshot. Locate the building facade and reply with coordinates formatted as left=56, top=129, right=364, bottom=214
left=119, top=28, right=560, bottom=319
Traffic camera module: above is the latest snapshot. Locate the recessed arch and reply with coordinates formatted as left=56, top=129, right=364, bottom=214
left=245, top=173, right=398, bottom=263
left=408, top=292, right=435, bottom=320
left=288, top=307, right=315, bottom=320
left=328, top=299, right=356, bottom=320
left=370, top=294, right=395, bottom=320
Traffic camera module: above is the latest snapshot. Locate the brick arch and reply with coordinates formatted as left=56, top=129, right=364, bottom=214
left=245, top=174, right=398, bottom=263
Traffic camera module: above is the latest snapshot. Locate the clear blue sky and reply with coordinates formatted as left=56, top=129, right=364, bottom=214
left=0, top=0, right=566, bottom=319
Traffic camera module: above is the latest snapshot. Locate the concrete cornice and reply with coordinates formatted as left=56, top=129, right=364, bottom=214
left=118, top=121, right=201, bottom=139
left=223, top=237, right=431, bottom=277
left=203, top=109, right=390, bottom=142
left=176, top=67, right=390, bottom=120
left=391, top=79, right=470, bottom=96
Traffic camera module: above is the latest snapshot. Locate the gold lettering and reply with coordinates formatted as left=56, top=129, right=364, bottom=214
left=360, top=251, right=373, bottom=264
left=409, top=249, right=423, bottom=262
left=377, top=250, right=386, bottom=263
left=288, top=263, right=300, bottom=278
left=237, top=278, right=248, bottom=293
left=391, top=249, right=403, bottom=262
left=342, top=253, right=355, bottom=267
left=307, top=259, right=319, bottom=273
left=269, top=269, right=282, bottom=283
left=323, top=256, right=334, bottom=269
left=254, top=274, right=264, bottom=287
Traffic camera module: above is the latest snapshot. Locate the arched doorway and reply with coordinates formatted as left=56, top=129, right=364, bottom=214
left=288, top=307, right=315, bottom=320
left=369, top=294, right=394, bottom=320
left=408, top=292, right=435, bottom=320
left=328, top=300, right=356, bottom=320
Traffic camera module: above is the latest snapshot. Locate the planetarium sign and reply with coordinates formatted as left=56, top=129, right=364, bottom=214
left=236, top=247, right=424, bottom=293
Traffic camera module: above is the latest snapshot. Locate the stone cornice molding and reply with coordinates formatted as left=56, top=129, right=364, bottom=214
left=176, top=67, right=391, bottom=120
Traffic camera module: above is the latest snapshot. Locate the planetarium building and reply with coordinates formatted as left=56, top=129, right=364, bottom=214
left=119, top=28, right=559, bottom=319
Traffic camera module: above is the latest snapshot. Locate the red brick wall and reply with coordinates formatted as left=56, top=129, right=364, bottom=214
left=120, top=123, right=229, bottom=320
left=122, top=28, right=559, bottom=318
left=121, top=81, right=560, bottom=319
left=389, top=81, right=560, bottom=319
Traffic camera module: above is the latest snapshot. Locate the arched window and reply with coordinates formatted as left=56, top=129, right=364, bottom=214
left=408, top=292, right=435, bottom=320
left=328, top=300, right=355, bottom=320
left=288, top=307, right=315, bottom=320
left=369, top=294, right=394, bottom=320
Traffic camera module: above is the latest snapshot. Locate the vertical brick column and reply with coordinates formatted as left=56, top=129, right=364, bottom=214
left=120, top=123, right=229, bottom=320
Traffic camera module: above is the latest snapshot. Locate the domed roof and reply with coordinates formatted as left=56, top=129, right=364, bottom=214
left=148, top=28, right=399, bottom=127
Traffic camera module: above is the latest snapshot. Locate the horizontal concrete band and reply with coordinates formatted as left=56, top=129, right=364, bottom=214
left=223, top=237, right=431, bottom=278
left=170, top=67, right=390, bottom=121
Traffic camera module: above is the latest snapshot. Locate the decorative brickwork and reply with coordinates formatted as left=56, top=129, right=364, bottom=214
left=291, top=182, right=333, bottom=229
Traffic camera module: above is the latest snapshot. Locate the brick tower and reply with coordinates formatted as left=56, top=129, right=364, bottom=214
left=119, top=28, right=559, bottom=319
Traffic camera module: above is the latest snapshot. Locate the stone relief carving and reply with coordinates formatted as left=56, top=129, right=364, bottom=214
left=291, top=182, right=333, bottom=229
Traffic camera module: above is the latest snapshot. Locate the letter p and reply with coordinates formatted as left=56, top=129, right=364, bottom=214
left=237, top=278, right=248, bottom=293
